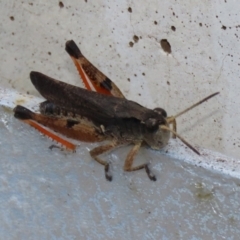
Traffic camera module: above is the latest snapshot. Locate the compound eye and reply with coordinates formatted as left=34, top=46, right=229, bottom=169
left=154, top=108, right=167, bottom=118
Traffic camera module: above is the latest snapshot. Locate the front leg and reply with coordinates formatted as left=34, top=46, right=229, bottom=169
left=166, top=116, right=177, bottom=138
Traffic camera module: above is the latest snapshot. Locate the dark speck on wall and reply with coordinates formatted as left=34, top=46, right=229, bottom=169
left=160, top=39, right=171, bottom=54
left=59, top=1, right=64, bottom=8
left=133, top=35, right=139, bottom=43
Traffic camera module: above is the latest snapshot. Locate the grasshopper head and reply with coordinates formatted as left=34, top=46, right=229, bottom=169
left=143, top=122, right=171, bottom=150
left=144, top=92, right=219, bottom=154
left=143, top=107, right=170, bottom=150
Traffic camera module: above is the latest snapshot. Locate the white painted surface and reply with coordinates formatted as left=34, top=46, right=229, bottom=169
left=1, top=100, right=240, bottom=239
left=0, top=0, right=240, bottom=239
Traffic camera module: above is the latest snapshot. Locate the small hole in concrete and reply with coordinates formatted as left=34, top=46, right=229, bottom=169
left=171, top=26, right=176, bottom=31
left=154, top=21, right=157, bottom=25
left=133, top=35, right=139, bottom=43
left=10, top=16, right=14, bottom=21
left=160, top=39, right=171, bottom=54
left=128, top=7, right=132, bottom=13
left=167, top=81, right=170, bottom=85
left=129, top=42, right=134, bottom=47
left=48, top=52, right=51, bottom=55
left=199, top=23, right=202, bottom=27
left=59, top=1, right=64, bottom=8
left=222, top=25, right=227, bottom=30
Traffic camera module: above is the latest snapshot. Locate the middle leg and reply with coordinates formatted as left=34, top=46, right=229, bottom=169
left=90, top=140, right=120, bottom=181
left=123, top=142, right=156, bottom=181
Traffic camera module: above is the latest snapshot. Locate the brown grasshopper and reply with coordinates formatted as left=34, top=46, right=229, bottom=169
left=14, top=40, right=219, bottom=181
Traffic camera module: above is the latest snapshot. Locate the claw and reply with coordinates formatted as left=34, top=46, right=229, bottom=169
left=145, top=164, right=157, bottom=181
left=105, top=163, right=112, bottom=181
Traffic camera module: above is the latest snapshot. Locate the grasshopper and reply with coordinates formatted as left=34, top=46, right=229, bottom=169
left=14, top=40, right=219, bottom=181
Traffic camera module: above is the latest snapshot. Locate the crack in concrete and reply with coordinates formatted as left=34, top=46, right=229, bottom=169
left=216, top=54, right=227, bottom=83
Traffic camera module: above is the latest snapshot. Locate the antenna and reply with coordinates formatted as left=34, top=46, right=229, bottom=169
left=164, top=92, right=219, bottom=154
left=172, top=92, right=219, bottom=120
left=161, top=125, right=200, bottom=155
